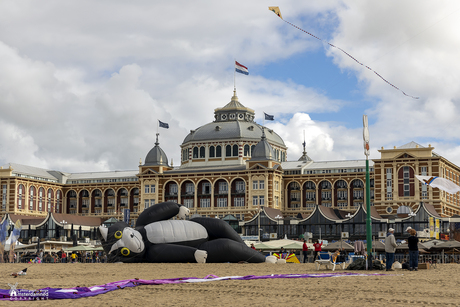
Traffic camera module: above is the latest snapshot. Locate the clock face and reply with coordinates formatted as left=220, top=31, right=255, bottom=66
left=238, top=113, right=244, bottom=119
left=229, top=113, right=235, bottom=119
left=221, top=114, right=227, bottom=120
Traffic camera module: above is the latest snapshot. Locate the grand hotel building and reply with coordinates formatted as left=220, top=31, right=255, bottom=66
left=1, top=90, right=460, bottom=239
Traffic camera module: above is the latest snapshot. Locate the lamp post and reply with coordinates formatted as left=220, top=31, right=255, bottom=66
left=257, top=206, right=262, bottom=242
left=275, top=215, right=282, bottom=239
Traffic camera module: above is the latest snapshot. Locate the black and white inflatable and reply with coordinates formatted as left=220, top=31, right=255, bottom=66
left=98, top=201, right=266, bottom=263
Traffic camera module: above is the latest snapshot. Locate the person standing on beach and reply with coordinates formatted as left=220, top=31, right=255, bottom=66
left=408, top=228, right=419, bottom=271
left=313, top=240, right=322, bottom=261
left=385, top=228, right=397, bottom=271
left=61, top=250, right=67, bottom=263
left=302, top=240, right=309, bottom=263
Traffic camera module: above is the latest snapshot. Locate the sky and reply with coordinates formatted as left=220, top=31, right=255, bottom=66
left=1, top=0, right=460, bottom=173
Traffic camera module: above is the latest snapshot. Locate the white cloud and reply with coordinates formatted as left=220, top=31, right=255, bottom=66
left=1, top=1, right=460, bottom=172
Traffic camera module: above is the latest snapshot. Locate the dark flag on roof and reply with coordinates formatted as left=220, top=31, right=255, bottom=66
left=264, top=112, right=274, bottom=121
left=159, top=120, right=169, bottom=129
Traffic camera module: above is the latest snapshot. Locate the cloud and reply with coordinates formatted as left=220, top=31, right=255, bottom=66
left=2, top=1, right=460, bottom=173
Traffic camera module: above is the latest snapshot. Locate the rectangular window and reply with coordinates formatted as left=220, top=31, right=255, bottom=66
left=259, top=196, right=265, bottom=206
left=108, top=198, right=115, bottom=206
left=337, top=190, right=347, bottom=199
left=120, top=198, right=128, bottom=206
left=144, top=185, right=150, bottom=194
left=95, top=199, right=102, bottom=207
left=150, top=199, right=156, bottom=207
left=421, top=166, right=427, bottom=176
left=200, top=198, right=210, bottom=208
left=151, top=185, right=156, bottom=193
left=202, top=183, right=211, bottom=194
left=185, top=183, right=194, bottom=194
left=235, top=181, right=245, bottom=192
left=169, top=184, right=178, bottom=195
left=82, top=199, right=90, bottom=207
left=2, top=184, right=6, bottom=210
left=252, top=180, right=259, bottom=190
left=386, top=168, right=393, bottom=200
left=306, top=192, right=315, bottom=201
left=184, top=198, right=193, bottom=208
left=252, top=196, right=258, bottom=206
left=275, top=196, right=279, bottom=207
left=234, top=197, right=244, bottom=207
left=353, top=190, right=363, bottom=199
left=259, top=180, right=265, bottom=190
left=403, top=166, right=410, bottom=196
left=144, top=199, right=149, bottom=209
left=321, top=191, right=331, bottom=200
left=275, top=181, right=279, bottom=191
left=218, top=182, right=228, bottom=194
left=70, top=199, right=77, bottom=208
left=217, top=198, right=227, bottom=207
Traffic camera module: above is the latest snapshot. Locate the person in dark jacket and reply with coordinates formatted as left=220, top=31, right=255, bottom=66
left=407, top=228, right=419, bottom=271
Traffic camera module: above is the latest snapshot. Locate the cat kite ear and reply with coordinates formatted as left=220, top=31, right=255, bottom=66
left=99, top=226, right=108, bottom=241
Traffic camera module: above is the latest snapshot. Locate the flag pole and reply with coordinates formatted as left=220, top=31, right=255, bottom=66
left=233, top=60, right=236, bottom=90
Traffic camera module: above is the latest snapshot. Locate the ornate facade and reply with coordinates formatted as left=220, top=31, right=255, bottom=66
left=1, top=90, right=460, bottom=235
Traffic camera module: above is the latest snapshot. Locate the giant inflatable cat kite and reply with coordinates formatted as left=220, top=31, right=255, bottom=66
left=98, top=201, right=266, bottom=263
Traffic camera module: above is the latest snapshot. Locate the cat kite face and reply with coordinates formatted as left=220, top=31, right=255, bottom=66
left=98, top=221, right=145, bottom=262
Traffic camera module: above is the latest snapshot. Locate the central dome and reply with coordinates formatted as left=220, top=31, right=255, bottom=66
left=179, top=90, right=287, bottom=168
left=182, top=90, right=285, bottom=147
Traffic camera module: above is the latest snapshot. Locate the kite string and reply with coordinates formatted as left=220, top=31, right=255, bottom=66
left=281, top=19, right=419, bottom=99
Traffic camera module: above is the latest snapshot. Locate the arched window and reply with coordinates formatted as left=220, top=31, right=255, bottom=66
left=29, top=186, right=35, bottom=210
left=193, top=147, right=198, bottom=158
left=38, top=187, right=44, bottom=211
left=200, top=146, right=205, bottom=158
left=251, top=145, right=255, bottom=155
left=226, top=145, right=232, bottom=157
left=216, top=145, right=222, bottom=157
left=232, top=144, right=238, bottom=157
left=47, top=188, right=53, bottom=212
left=244, top=144, right=250, bottom=156
left=209, top=146, right=215, bottom=158
left=281, top=152, right=285, bottom=161
left=56, top=190, right=61, bottom=213
left=17, top=184, right=24, bottom=209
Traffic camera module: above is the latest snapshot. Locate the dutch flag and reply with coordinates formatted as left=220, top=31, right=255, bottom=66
left=235, top=61, right=249, bottom=75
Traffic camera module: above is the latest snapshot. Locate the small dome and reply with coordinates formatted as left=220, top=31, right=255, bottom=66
left=250, top=129, right=275, bottom=161
left=144, top=134, right=169, bottom=167
left=298, top=141, right=312, bottom=162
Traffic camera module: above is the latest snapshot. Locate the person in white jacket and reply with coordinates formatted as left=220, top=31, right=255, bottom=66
left=385, top=228, right=397, bottom=271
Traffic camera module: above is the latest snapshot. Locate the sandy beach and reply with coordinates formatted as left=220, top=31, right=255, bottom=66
left=1, top=262, right=460, bottom=306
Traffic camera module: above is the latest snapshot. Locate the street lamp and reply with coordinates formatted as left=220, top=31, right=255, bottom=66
left=275, top=215, right=282, bottom=239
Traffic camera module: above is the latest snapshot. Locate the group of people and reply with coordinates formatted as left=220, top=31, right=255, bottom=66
left=385, top=227, right=419, bottom=271
left=301, top=239, right=323, bottom=263
left=3, top=249, right=107, bottom=263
